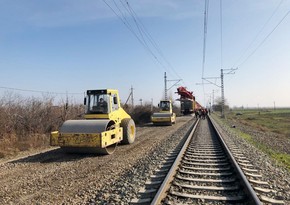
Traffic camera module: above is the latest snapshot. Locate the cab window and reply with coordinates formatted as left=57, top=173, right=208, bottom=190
left=111, top=94, right=119, bottom=111
left=160, top=101, right=170, bottom=111
left=87, top=94, right=110, bottom=114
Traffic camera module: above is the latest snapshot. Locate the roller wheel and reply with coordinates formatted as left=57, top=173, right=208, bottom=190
left=121, top=118, right=136, bottom=144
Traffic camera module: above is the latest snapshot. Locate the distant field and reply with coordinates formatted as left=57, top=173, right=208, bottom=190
left=214, top=108, right=290, bottom=170
left=227, top=108, right=290, bottom=137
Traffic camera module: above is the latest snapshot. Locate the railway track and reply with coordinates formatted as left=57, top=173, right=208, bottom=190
left=131, top=116, right=285, bottom=205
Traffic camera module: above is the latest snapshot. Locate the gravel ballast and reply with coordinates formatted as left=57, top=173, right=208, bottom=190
left=211, top=114, right=290, bottom=204
left=0, top=116, right=194, bottom=204
left=1, top=114, right=289, bottom=204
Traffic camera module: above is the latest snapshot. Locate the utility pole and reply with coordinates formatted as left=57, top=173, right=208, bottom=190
left=202, top=68, right=237, bottom=118
left=124, top=86, right=134, bottom=107
left=212, top=90, right=214, bottom=107
left=220, top=68, right=237, bottom=118
left=131, top=86, right=134, bottom=107
left=212, top=89, right=219, bottom=112
left=164, top=72, right=181, bottom=100
left=212, top=90, right=215, bottom=112
left=164, top=72, right=167, bottom=100
left=221, top=69, right=225, bottom=118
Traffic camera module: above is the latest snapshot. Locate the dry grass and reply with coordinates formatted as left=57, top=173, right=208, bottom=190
left=0, top=93, right=84, bottom=158
left=0, top=92, right=182, bottom=158
left=215, top=109, right=290, bottom=170
left=227, top=108, right=290, bottom=138
left=0, top=134, right=49, bottom=157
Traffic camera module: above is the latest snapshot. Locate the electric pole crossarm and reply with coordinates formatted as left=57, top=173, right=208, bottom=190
left=124, top=92, right=132, bottom=105
left=164, top=72, right=182, bottom=100
left=167, top=80, right=181, bottom=91
left=196, top=82, right=212, bottom=85
left=202, top=77, right=221, bottom=88
left=223, top=68, right=238, bottom=75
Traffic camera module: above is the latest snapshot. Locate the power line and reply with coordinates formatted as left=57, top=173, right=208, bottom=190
left=238, top=9, right=290, bottom=67
left=233, top=0, right=285, bottom=67
left=220, top=0, right=223, bottom=70
left=121, top=0, right=148, bottom=49
left=102, top=0, right=155, bottom=59
left=112, top=0, right=135, bottom=34
left=233, top=0, right=284, bottom=67
left=103, top=0, right=183, bottom=82
left=102, top=0, right=151, bottom=55
left=115, top=0, right=154, bottom=62
left=201, top=0, right=209, bottom=79
left=123, top=1, right=184, bottom=82
left=0, top=86, right=82, bottom=95
left=201, top=0, right=209, bottom=105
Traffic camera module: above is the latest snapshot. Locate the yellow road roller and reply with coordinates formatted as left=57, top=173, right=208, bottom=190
left=151, top=100, right=176, bottom=126
left=50, top=89, right=136, bottom=154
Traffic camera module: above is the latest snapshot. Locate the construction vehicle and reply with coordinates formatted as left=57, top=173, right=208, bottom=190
left=50, top=89, right=136, bottom=155
left=195, top=101, right=203, bottom=110
left=176, top=86, right=196, bottom=115
left=151, top=100, right=176, bottom=126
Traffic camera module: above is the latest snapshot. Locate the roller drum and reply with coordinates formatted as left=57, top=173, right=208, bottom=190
left=59, top=119, right=116, bottom=155
left=60, top=119, right=110, bottom=134
left=152, top=113, right=172, bottom=118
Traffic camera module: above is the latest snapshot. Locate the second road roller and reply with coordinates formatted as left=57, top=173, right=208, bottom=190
left=50, top=89, right=136, bottom=155
left=151, top=100, right=176, bottom=126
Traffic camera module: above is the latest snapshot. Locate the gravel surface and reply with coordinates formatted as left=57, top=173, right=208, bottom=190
left=3, top=114, right=287, bottom=204
left=211, top=114, right=290, bottom=204
left=0, top=116, right=194, bottom=205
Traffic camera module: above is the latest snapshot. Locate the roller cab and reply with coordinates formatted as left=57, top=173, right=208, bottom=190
left=151, top=100, right=176, bottom=126
left=50, top=89, right=136, bottom=155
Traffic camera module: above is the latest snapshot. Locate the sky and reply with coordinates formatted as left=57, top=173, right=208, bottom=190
left=0, top=0, right=289, bottom=108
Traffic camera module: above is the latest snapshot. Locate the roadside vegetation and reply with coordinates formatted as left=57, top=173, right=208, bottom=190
left=212, top=108, right=290, bottom=171
left=0, top=92, right=181, bottom=158
left=0, top=93, right=84, bottom=158
left=228, top=108, right=290, bottom=137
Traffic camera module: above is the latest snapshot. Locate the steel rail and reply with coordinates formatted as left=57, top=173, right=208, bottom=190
left=150, top=116, right=262, bottom=205
left=209, top=116, right=262, bottom=205
left=150, top=118, right=200, bottom=205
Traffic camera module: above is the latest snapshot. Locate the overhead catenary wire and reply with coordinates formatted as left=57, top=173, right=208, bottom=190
left=201, top=0, right=209, bottom=80
left=238, top=9, right=290, bottom=67
left=201, top=0, right=223, bottom=107
left=102, top=0, right=162, bottom=67
left=103, top=0, right=185, bottom=85
left=220, top=0, right=223, bottom=70
left=226, top=1, right=285, bottom=84
left=201, top=0, right=209, bottom=106
left=120, top=0, right=149, bottom=51
left=113, top=0, right=153, bottom=63
left=233, top=0, right=284, bottom=68
left=0, top=86, right=83, bottom=95
left=123, top=1, right=184, bottom=83
left=111, top=0, right=136, bottom=35
left=232, top=0, right=284, bottom=68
